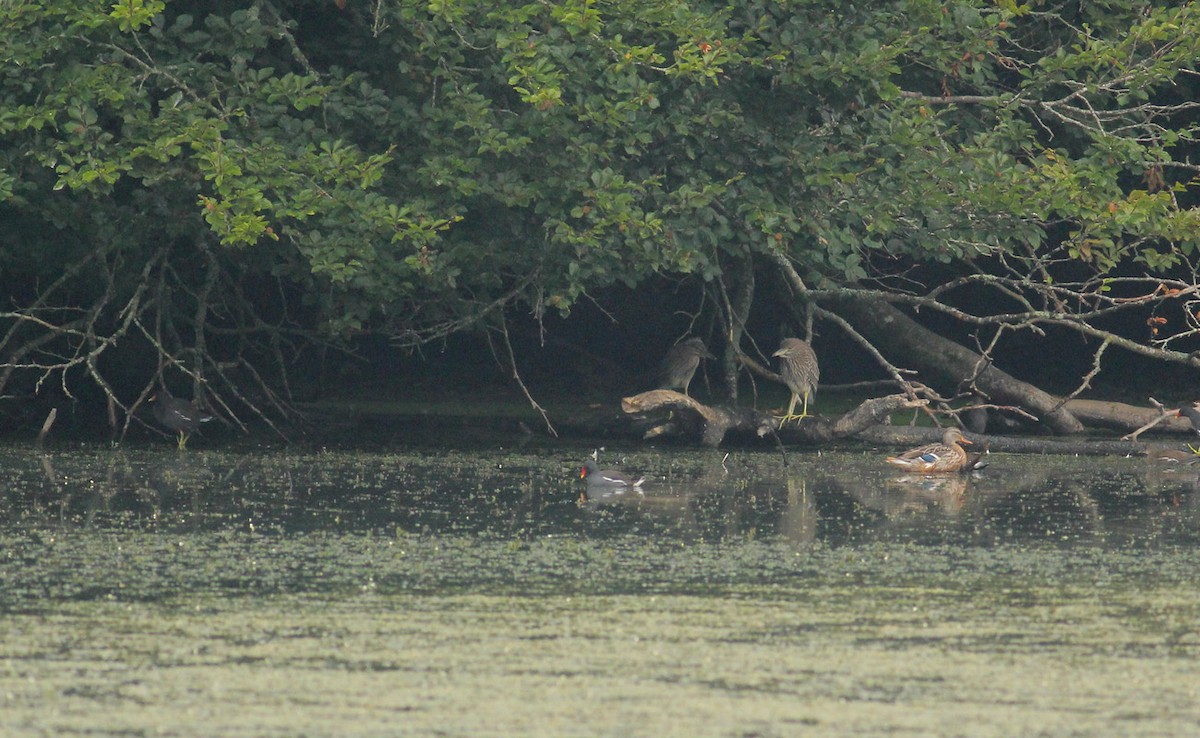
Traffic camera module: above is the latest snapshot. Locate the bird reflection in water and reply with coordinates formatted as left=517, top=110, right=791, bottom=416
left=875, top=474, right=971, bottom=517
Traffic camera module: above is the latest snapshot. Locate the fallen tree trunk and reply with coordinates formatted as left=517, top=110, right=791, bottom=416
left=831, top=297, right=1086, bottom=434
left=852, top=425, right=1155, bottom=456
left=619, top=389, right=1196, bottom=457
left=1063, top=398, right=1194, bottom=435
left=621, top=389, right=926, bottom=447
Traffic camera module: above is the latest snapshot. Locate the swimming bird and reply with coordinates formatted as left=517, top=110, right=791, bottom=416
left=579, top=461, right=645, bottom=489
left=773, top=338, right=819, bottom=421
left=151, top=390, right=214, bottom=449
left=1175, top=402, right=1200, bottom=435
left=961, top=450, right=989, bottom=472
left=1146, top=446, right=1200, bottom=466
left=657, top=337, right=714, bottom=397
left=886, top=428, right=973, bottom=473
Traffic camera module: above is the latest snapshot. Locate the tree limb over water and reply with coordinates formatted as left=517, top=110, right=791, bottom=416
left=3, top=4, right=1200, bottom=441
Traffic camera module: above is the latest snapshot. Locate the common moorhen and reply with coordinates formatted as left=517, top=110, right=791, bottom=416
left=773, top=337, right=820, bottom=421
left=579, top=461, right=644, bottom=488
left=962, top=450, right=989, bottom=472
left=1175, top=403, right=1200, bottom=435
left=151, top=390, right=214, bottom=448
left=656, top=337, right=714, bottom=397
left=886, top=428, right=973, bottom=473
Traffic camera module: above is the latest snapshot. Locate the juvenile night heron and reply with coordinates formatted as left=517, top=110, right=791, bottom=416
left=657, top=337, right=714, bottom=396
left=151, top=390, right=214, bottom=449
left=773, top=337, right=819, bottom=421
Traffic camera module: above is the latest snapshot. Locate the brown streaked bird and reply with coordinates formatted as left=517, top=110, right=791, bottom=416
left=773, top=338, right=819, bottom=421
left=1147, top=447, right=1200, bottom=466
left=886, top=428, right=973, bottom=473
left=657, top=337, right=714, bottom=397
left=151, top=390, right=214, bottom=449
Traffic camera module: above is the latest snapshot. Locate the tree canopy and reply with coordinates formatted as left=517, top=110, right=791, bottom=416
left=2, top=0, right=1200, bottom=437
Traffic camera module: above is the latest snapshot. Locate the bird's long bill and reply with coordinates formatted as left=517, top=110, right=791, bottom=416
left=771, top=348, right=785, bottom=357
left=961, top=437, right=973, bottom=445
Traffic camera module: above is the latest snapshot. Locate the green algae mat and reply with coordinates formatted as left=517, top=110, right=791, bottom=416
left=1, top=445, right=1198, bottom=736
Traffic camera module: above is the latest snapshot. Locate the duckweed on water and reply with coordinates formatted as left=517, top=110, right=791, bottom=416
left=8, top=531, right=1200, bottom=605
left=1, top=444, right=1199, bottom=736
left=3, top=583, right=1199, bottom=737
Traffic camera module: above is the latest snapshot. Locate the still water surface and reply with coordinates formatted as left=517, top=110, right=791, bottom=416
left=2, top=443, right=1199, bottom=736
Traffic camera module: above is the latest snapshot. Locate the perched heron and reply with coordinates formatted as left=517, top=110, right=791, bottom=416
left=151, top=390, right=214, bottom=449
left=773, top=337, right=819, bottom=421
left=657, top=337, right=714, bottom=397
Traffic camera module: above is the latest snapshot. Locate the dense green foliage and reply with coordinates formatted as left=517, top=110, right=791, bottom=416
left=2, top=0, right=1199, bottom=429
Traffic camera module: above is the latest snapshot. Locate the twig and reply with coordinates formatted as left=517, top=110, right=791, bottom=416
left=1122, top=396, right=1177, bottom=441
left=496, top=318, right=558, bottom=437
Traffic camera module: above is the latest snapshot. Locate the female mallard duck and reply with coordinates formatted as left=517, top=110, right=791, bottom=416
left=886, top=428, right=973, bottom=473
left=1147, top=446, right=1200, bottom=466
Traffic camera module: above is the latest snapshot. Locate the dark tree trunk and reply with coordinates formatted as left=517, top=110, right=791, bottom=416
left=832, top=297, right=1085, bottom=434
left=714, top=249, right=755, bottom=403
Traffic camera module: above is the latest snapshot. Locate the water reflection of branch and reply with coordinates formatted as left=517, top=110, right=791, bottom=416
left=38, top=452, right=70, bottom=526
left=964, top=462, right=1200, bottom=544
left=579, top=458, right=1200, bottom=546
